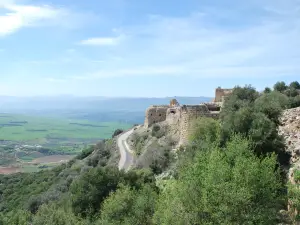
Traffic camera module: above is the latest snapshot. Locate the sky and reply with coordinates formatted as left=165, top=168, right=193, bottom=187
left=0, top=0, right=299, bottom=97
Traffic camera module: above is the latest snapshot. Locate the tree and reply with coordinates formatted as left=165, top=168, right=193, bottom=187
left=231, top=85, right=259, bottom=102
left=264, top=87, right=272, bottom=93
left=32, top=203, right=84, bottom=225
left=220, top=85, right=259, bottom=121
left=70, top=167, right=124, bottom=217
left=99, top=184, right=157, bottom=225
left=274, top=81, right=287, bottom=92
left=290, top=95, right=300, bottom=108
left=285, top=87, right=299, bottom=97
left=0, top=210, right=31, bottom=225
left=189, top=117, right=220, bottom=144
left=254, top=91, right=289, bottom=125
left=154, top=136, right=285, bottom=225
left=220, top=86, right=289, bottom=165
left=289, top=81, right=300, bottom=90
left=112, top=129, right=123, bottom=138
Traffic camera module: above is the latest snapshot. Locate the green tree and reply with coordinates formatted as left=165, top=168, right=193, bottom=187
left=285, top=88, right=299, bottom=97
left=220, top=85, right=258, bottom=121
left=112, top=129, right=123, bottom=138
left=290, top=95, right=300, bottom=108
left=0, top=210, right=31, bottom=225
left=254, top=91, right=289, bottom=125
left=154, top=136, right=285, bottom=225
left=264, top=87, right=272, bottom=93
left=189, top=117, right=220, bottom=144
left=274, top=81, right=287, bottom=92
left=289, top=81, right=300, bottom=90
left=70, top=167, right=124, bottom=218
left=32, top=203, right=84, bottom=225
left=99, top=184, right=157, bottom=225
left=220, top=86, right=289, bottom=165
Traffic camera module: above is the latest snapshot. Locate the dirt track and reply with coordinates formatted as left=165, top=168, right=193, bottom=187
left=0, top=167, right=20, bottom=174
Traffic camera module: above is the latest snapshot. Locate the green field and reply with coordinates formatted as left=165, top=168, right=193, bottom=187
left=0, top=113, right=131, bottom=141
left=0, top=113, right=132, bottom=168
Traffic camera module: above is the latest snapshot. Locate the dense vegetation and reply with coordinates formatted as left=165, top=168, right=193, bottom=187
left=0, top=81, right=299, bottom=224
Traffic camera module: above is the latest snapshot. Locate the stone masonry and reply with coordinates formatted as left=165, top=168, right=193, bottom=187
left=144, top=88, right=231, bottom=145
left=214, top=87, right=233, bottom=102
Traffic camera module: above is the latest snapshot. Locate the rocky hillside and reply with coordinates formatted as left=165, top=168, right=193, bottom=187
left=280, top=107, right=300, bottom=168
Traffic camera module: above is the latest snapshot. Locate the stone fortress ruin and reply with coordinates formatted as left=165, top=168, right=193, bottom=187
left=144, top=88, right=233, bottom=145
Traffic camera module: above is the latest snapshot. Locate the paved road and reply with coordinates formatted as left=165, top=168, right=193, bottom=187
left=118, top=128, right=135, bottom=171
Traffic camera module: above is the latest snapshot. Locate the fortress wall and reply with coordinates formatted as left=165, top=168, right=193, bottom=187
left=144, top=106, right=169, bottom=127
left=215, top=88, right=233, bottom=102
left=179, top=105, right=211, bottom=145
left=166, top=108, right=181, bottom=125
left=203, top=103, right=221, bottom=111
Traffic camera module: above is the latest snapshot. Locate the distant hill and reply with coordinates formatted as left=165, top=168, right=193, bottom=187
left=0, top=96, right=212, bottom=124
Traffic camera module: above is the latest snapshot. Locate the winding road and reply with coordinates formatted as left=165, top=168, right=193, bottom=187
left=117, top=128, right=135, bottom=171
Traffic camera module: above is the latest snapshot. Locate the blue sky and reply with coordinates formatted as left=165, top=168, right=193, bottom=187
left=0, top=0, right=299, bottom=97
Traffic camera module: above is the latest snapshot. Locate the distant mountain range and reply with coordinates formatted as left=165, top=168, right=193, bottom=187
left=0, top=96, right=212, bottom=111
left=0, top=96, right=213, bottom=124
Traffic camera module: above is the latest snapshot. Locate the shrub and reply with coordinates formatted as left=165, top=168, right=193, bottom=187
left=76, top=147, right=94, bottom=160
left=70, top=167, right=124, bottom=217
left=152, top=125, right=164, bottom=138
left=290, top=95, right=300, bottom=108
left=154, top=136, right=284, bottom=225
left=99, top=184, right=157, bottom=225
left=189, top=117, right=220, bottom=144
left=112, top=129, right=123, bottom=138
left=294, top=170, right=300, bottom=183
left=290, top=81, right=300, bottom=90
left=274, top=81, right=288, bottom=92
left=264, top=87, right=272, bottom=93
left=132, top=133, right=149, bottom=156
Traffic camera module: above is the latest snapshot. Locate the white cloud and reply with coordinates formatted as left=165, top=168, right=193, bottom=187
left=79, top=36, right=122, bottom=46
left=0, top=1, right=90, bottom=36
left=73, top=0, right=300, bottom=80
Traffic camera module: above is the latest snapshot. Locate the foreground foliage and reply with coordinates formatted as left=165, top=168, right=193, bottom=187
left=154, top=136, right=284, bottom=225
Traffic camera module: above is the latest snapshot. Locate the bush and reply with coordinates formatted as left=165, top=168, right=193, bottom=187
left=254, top=91, right=289, bottom=125
left=99, top=184, right=157, bottom=225
left=294, top=170, right=300, bottom=183
left=154, top=136, right=284, bottom=225
left=76, top=146, right=94, bottom=160
left=152, top=125, right=164, bottom=139
left=70, top=167, right=124, bottom=217
left=189, top=117, right=220, bottom=144
left=220, top=85, right=289, bottom=165
left=285, top=88, right=299, bottom=97
left=290, top=81, right=300, bottom=90
left=274, top=81, right=288, bottom=92
left=290, top=95, right=300, bottom=108
left=26, top=196, right=43, bottom=214
left=132, top=133, right=149, bottom=156
left=32, top=203, right=84, bottom=225
left=112, top=129, right=123, bottom=138
left=264, top=87, right=272, bottom=93
left=0, top=210, right=31, bottom=225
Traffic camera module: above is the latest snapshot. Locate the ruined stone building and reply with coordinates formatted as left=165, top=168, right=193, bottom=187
left=214, top=87, right=233, bottom=102
left=143, top=88, right=232, bottom=145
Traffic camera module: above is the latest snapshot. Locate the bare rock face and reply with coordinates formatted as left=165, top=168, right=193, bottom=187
left=279, top=107, right=300, bottom=221
left=279, top=107, right=300, bottom=167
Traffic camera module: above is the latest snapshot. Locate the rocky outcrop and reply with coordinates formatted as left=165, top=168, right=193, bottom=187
left=279, top=107, right=300, bottom=222
left=279, top=107, right=300, bottom=167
